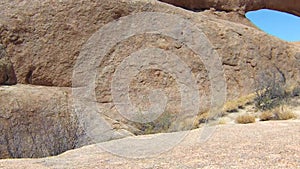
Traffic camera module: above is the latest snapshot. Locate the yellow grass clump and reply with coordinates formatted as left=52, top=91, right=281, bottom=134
left=235, top=114, right=256, bottom=124
left=223, top=93, right=255, bottom=113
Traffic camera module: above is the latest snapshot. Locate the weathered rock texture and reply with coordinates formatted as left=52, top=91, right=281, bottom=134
left=0, top=0, right=299, bottom=159
left=0, top=0, right=299, bottom=90
left=0, top=0, right=134, bottom=86
left=0, top=45, right=17, bottom=85
left=160, top=0, right=300, bottom=17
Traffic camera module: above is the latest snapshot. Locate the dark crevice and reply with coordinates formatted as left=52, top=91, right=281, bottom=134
left=25, top=68, right=34, bottom=84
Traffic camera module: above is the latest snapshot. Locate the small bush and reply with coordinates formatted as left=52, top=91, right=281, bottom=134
left=259, top=106, right=297, bottom=121
left=235, top=114, right=256, bottom=124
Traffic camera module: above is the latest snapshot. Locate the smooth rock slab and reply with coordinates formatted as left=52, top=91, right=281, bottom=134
left=0, top=121, right=299, bottom=168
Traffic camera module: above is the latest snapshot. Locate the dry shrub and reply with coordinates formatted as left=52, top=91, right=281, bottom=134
left=260, top=106, right=297, bottom=121
left=274, top=106, right=297, bottom=120
left=254, top=69, right=288, bottom=110
left=259, top=111, right=274, bottom=121
left=235, top=114, right=256, bottom=124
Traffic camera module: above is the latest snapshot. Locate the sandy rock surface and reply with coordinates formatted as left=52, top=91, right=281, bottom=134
left=0, top=120, right=299, bottom=168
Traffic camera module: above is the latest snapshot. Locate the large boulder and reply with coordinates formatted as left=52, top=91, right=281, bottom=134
left=0, top=44, right=17, bottom=85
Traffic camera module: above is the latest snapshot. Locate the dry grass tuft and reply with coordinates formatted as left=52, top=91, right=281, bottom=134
left=223, top=94, right=255, bottom=113
left=235, top=114, right=256, bottom=124
left=260, top=106, right=297, bottom=121
left=196, top=111, right=210, bottom=124
left=218, top=117, right=227, bottom=125
left=259, top=111, right=274, bottom=121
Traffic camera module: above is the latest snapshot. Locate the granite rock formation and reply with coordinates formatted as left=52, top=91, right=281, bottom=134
left=0, top=0, right=299, bottom=159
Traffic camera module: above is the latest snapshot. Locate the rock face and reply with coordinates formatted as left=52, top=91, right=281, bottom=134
left=0, top=0, right=299, bottom=89
left=0, top=0, right=299, bottom=159
left=159, top=0, right=300, bottom=17
left=0, top=45, right=17, bottom=85
left=0, top=0, right=133, bottom=86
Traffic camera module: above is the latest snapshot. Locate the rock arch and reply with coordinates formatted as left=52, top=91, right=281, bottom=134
left=159, top=0, right=300, bottom=17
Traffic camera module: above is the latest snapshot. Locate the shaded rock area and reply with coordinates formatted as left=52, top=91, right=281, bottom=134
left=0, top=45, right=16, bottom=85
left=0, top=85, right=83, bottom=158
left=0, top=0, right=299, bottom=159
left=0, top=84, right=136, bottom=159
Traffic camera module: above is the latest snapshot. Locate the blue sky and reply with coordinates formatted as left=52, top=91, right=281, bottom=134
left=246, top=9, right=300, bottom=42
